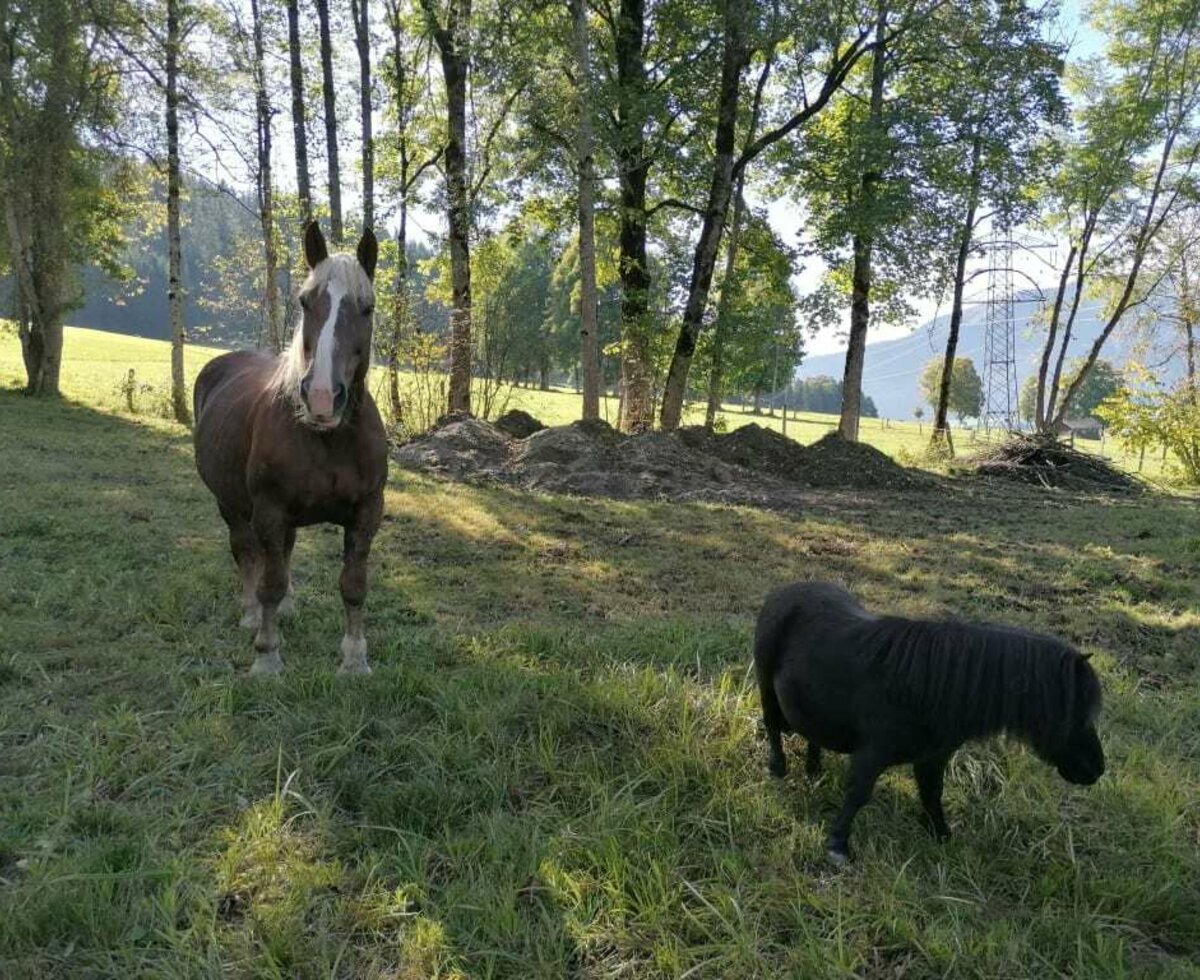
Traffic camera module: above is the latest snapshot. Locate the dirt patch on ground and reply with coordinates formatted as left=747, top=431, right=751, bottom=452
left=970, top=434, right=1143, bottom=493
left=394, top=415, right=934, bottom=508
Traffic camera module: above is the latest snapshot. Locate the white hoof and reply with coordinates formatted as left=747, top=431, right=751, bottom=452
left=250, top=652, right=284, bottom=676
left=278, top=591, right=296, bottom=618
left=239, top=606, right=263, bottom=630
left=337, top=635, right=370, bottom=676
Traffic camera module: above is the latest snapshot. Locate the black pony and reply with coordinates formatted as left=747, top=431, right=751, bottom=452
left=755, top=581, right=1104, bottom=864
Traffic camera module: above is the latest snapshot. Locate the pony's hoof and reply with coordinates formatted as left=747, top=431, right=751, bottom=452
left=278, top=593, right=296, bottom=618
left=825, top=840, right=852, bottom=867
left=239, top=607, right=262, bottom=630
left=337, top=660, right=372, bottom=677
left=250, top=653, right=284, bottom=676
left=767, top=757, right=787, bottom=779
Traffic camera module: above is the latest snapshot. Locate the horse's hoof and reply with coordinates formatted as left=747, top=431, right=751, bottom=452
left=337, top=660, right=372, bottom=677
left=250, top=653, right=284, bottom=676
left=239, top=607, right=262, bottom=630
left=767, top=757, right=787, bottom=779
left=278, top=593, right=296, bottom=617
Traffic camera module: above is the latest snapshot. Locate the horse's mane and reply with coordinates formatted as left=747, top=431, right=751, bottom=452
left=859, top=615, right=1101, bottom=746
left=271, top=255, right=375, bottom=399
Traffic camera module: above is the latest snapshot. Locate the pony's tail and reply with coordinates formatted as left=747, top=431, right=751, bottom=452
left=754, top=587, right=801, bottom=737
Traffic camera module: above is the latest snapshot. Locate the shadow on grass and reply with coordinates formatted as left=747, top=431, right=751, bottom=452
left=3, top=388, right=1200, bottom=977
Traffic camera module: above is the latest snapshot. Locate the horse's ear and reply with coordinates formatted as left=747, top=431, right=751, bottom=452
left=1080, top=652, right=1092, bottom=661
left=304, top=221, right=328, bottom=269
left=357, top=228, right=378, bottom=280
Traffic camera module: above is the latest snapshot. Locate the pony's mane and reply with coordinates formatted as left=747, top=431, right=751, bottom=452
left=861, top=616, right=1101, bottom=745
left=271, top=255, right=375, bottom=399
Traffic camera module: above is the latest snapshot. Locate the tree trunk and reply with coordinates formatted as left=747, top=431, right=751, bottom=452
left=424, top=0, right=472, bottom=415
left=286, top=0, right=312, bottom=224
left=1043, top=230, right=1093, bottom=425
left=1034, top=241, right=1077, bottom=429
left=570, top=0, right=600, bottom=421
left=838, top=6, right=887, bottom=442
left=839, top=232, right=872, bottom=441
left=931, top=133, right=983, bottom=453
left=704, top=185, right=747, bottom=430
left=353, top=0, right=374, bottom=230
left=251, top=0, right=282, bottom=351
left=166, top=0, right=189, bottom=424
left=1049, top=130, right=1182, bottom=431
left=315, top=0, right=343, bottom=243
left=615, top=0, right=652, bottom=432
left=658, top=0, right=746, bottom=431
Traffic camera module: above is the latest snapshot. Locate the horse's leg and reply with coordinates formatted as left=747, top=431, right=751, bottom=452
left=222, top=508, right=263, bottom=630
left=336, top=493, right=382, bottom=676
left=805, top=742, right=823, bottom=778
left=278, top=526, right=297, bottom=618
left=827, top=748, right=888, bottom=865
left=249, top=505, right=290, bottom=675
left=913, top=752, right=953, bottom=841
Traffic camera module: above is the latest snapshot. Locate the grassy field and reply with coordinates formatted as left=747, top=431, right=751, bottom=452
left=2, top=329, right=1199, bottom=977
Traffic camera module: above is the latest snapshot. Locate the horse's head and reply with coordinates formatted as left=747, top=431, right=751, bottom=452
left=291, top=221, right=378, bottom=430
left=1038, top=652, right=1105, bottom=786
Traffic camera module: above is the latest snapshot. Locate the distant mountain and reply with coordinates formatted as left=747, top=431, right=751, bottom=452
left=797, top=291, right=1179, bottom=420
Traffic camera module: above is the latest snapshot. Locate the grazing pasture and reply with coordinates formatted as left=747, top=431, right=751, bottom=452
left=2, top=332, right=1199, bottom=978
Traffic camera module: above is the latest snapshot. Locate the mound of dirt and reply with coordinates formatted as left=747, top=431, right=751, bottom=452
left=802, top=433, right=930, bottom=489
left=971, top=434, right=1142, bottom=493
left=494, top=409, right=546, bottom=439
left=393, top=417, right=513, bottom=481
left=394, top=416, right=934, bottom=507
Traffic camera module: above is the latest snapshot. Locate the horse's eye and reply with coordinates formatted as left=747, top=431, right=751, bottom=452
left=363, top=304, right=375, bottom=317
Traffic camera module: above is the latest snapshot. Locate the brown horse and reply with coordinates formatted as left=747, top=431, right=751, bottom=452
left=193, top=222, right=388, bottom=675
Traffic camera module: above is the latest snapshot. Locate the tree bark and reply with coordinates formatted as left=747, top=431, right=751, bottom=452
left=704, top=184, right=747, bottom=430
left=1034, top=241, right=1077, bottom=429
left=658, top=0, right=746, bottom=431
left=166, top=0, right=190, bottom=424
left=838, top=232, right=873, bottom=440
left=352, top=0, right=374, bottom=230
left=931, top=133, right=984, bottom=453
left=315, top=0, right=343, bottom=243
left=838, top=7, right=886, bottom=442
left=421, top=0, right=472, bottom=414
left=615, top=0, right=652, bottom=432
left=1049, top=130, right=1184, bottom=430
left=570, top=0, right=600, bottom=421
left=286, top=0, right=312, bottom=224
left=251, top=0, right=282, bottom=351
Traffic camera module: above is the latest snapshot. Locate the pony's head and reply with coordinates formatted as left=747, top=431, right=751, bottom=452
left=1031, top=651, right=1105, bottom=786
left=276, top=221, right=378, bottom=430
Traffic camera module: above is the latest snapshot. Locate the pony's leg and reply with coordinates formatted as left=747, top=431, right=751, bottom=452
left=249, top=507, right=290, bottom=675
left=336, top=494, right=382, bottom=676
left=913, top=753, right=952, bottom=841
left=278, top=526, right=297, bottom=618
left=223, top=511, right=263, bottom=630
left=757, top=667, right=788, bottom=777
left=805, top=742, right=823, bottom=778
left=827, top=748, right=888, bottom=865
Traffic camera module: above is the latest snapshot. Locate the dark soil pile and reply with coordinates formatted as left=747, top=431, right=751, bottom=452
left=971, top=434, right=1142, bottom=493
left=494, top=409, right=547, bottom=439
left=395, top=414, right=934, bottom=507
left=802, top=433, right=930, bottom=489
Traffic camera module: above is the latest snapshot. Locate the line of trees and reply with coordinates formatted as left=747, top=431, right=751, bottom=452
left=1, top=0, right=1197, bottom=450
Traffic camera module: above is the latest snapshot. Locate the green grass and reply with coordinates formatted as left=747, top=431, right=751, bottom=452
left=1, top=328, right=1199, bottom=977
